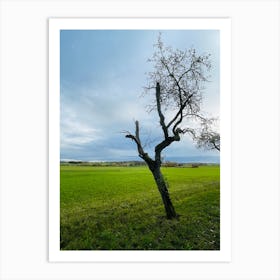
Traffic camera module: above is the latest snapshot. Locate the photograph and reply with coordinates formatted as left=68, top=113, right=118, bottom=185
left=1, top=0, right=279, bottom=278
left=59, top=28, right=221, bottom=251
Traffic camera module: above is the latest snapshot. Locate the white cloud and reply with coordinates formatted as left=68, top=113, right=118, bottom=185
left=107, top=148, right=138, bottom=157
left=60, top=105, right=103, bottom=149
left=60, top=30, right=220, bottom=161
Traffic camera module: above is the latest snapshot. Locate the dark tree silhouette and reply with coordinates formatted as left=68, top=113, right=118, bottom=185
left=125, top=35, right=213, bottom=219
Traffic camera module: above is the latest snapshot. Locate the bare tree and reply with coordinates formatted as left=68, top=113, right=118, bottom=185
left=125, top=35, right=213, bottom=219
left=193, top=118, right=220, bottom=151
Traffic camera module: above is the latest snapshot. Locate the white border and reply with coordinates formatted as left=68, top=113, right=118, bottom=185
left=1, top=0, right=279, bottom=279
left=49, top=18, right=231, bottom=262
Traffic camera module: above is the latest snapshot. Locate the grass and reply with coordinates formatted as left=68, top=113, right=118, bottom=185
left=60, top=165, right=220, bottom=250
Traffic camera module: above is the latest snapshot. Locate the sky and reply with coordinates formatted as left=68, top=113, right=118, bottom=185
left=60, top=30, right=220, bottom=162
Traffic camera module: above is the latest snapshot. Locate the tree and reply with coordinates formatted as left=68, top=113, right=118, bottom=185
left=193, top=118, right=220, bottom=151
left=125, top=35, right=213, bottom=219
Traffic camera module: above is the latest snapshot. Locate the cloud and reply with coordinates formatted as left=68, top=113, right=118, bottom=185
left=60, top=30, right=220, bottom=161
left=60, top=101, right=103, bottom=149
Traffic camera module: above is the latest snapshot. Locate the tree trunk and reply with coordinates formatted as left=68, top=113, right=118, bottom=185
left=151, top=166, right=177, bottom=219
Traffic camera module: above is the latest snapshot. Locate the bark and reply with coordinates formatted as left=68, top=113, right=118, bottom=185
left=151, top=164, right=177, bottom=219
left=156, top=82, right=168, bottom=139
left=125, top=83, right=180, bottom=219
left=126, top=122, right=177, bottom=219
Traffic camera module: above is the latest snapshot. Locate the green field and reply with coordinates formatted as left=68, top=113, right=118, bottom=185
left=60, top=165, right=220, bottom=250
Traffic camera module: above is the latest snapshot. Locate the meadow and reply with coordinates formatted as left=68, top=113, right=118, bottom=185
left=60, top=165, right=220, bottom=250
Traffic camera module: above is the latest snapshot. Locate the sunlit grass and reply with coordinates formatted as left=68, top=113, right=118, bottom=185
left=60, top=165, right=220, bottom=250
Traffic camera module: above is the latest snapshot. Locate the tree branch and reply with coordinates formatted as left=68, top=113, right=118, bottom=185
left=177, top=58, right=197, bottom=84
left=212, top=140, right=220, bottom=151
left=154, top=133, right=180, bottom=164
left=156, top=82, right=168, bottom=139
left=125, top=121, right=155, bottom=167
left=166, top=94, right=193, bottom=129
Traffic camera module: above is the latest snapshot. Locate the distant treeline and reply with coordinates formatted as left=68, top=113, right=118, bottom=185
left=60, top=161, right=219, bottom=168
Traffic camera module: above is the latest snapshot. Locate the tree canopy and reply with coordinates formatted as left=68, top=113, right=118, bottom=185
left=143, top=34, right=215, bottom=147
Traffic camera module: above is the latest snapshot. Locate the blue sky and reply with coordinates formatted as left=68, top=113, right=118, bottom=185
left=60, top=30, right=220, bottom=162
